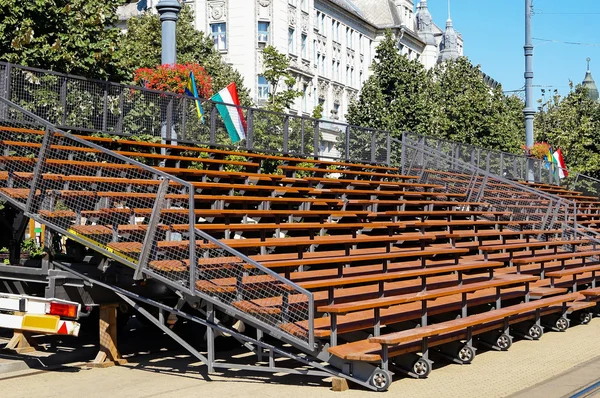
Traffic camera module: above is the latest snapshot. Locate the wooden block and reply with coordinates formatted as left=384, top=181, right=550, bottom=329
left=4, top=331, right=37, bottom=354
left=88, top=304, right=127, bottom=368
left=332, top=377, right=350, bottom=392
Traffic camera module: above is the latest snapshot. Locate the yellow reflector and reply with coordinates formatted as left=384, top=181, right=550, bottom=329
left=22, top=314, right=60, bottom=333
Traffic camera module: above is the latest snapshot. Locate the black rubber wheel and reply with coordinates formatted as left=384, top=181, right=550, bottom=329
left=457, top=345, right=475, bottom=364
left=528, top=324, right=543, bottom=340
left=555, top=317, right=569, bottom=332
left=371, top=369, right=392, bottom=391
left=412, top=358, right=432, bottom=378
left=496, top=333, right=512, bottom=350
left=580, top=312, right=593, bottom=325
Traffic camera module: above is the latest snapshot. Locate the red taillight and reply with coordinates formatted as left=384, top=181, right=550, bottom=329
left=48, top=302, right=78, bottom=318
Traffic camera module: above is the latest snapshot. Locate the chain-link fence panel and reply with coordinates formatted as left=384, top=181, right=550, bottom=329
left=0, top=96, right=315, bottom=350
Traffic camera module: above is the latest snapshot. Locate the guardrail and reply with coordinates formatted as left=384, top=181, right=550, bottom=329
left=0, top=61, right=390, bottom=166
left=401, top=131, right=578, bottom=234
left=0, top=96, right=315, bottom=351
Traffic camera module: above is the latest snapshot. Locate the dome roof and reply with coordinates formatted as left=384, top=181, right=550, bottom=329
left=583, top=59, right=599, bottom=101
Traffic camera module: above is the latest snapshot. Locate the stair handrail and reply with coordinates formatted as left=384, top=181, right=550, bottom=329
left=0, top=95, right=315, bottom=351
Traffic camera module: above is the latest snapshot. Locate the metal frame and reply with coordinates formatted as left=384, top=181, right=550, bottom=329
left=0, top=96, right=316, bottom=353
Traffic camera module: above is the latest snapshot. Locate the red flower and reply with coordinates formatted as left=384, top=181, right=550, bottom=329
left=133, top=63, right=213, bottom=98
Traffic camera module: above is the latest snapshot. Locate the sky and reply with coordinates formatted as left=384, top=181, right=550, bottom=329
left=426, top=0, right=600, bottom=102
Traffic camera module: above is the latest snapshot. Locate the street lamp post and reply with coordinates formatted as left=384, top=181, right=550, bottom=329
left=524, top=0, right=535, bottom=181
left=156, top=0, right=182, bottom=66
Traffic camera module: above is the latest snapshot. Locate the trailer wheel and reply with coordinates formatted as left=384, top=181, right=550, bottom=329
left=458, top=345, right=475, bottom=364
left=555, top=317, right=569, bottom=332
left=528, top=324, right=543, bottom=340
left=412, top=358, right=431, bottom=378
left=580, top=312, right=592, bottom=325
left=371, top=369, right=392, bottom=391
left=496, top=333, right=512, bottom=350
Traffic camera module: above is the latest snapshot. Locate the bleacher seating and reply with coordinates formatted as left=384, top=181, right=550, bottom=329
left=2, top=124, right=600, bottom=391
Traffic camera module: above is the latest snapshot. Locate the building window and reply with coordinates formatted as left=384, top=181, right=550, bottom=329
left=320, top=54, right=326, bottom=75
left=300, top=0, right=307, bottom=11
left=359, top=70, right=363, bottom=85
left=288, top=28, right=295, bottom=54
left=301, top=34, right=308, bottom=58
left=258, top=75, right=269, bottom=100
left=336, top=61, right=341, bottom=81
left=346, top=27, right=352, bottom=48
left=331, top=60, right=335, bottom=79
left=314, top=41, right=318, bottom=65
left=359, top=34, right=363, bottom=54
left=258, top=21, right=270, bottom=43
left=346, top=66, right=350, bottom=85
left=211, top=23, right=227, bottom=50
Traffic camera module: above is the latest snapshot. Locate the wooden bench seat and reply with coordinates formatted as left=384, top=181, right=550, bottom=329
left=318, top=274, right=538, bottom=314
left=1, top=126, right=402, bottom=172
left=480, top=239, right=592, bottom=260
left=285, top=285, right=566, bottom=339
left=328, top=294, right=579, bottom=363
left=546, top=264, right=600, bottom=290
left=512, top=250, right=600, bottom=275
left=277, top=165, right=414, bottom=180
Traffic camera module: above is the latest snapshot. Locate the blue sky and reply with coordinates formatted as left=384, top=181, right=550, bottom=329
left=427, top=0, right=600, bottom=102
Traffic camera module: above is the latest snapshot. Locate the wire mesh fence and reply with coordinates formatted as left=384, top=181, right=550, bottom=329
left=402, top=132, right=577, bottom=234
left=0, top=96, right=315, bottom=350
left=1, top=62, right=391, bottom=168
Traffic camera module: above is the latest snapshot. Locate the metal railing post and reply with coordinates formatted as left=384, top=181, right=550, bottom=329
left=313, top=120, right=319, bottom=159
left=370, top=132, right=376, bottom=163
left=246, top=109, right=254, bottom=150
left=300, top=118, right=305, bottom=156
left=59, top=77, right=67, bottom=126
left=117, top=89, right=125, bottom=134
left=0, top=63, right=12, bottom=118
left=180, top=97, right=187, bottom=141
left=165, top=98, right=173, bottom=143
left=25, top=126, right=54, bottom=214
left=386, top=132, right=391, bottom=166
left=102, top=81, right=109, bottom=132
left=188, top=188, right=197, bottom=293
left=282, top=115, right=289, bottom=154
left=400, top=132, right=407, bottom=174
left=344, top=125, right=350, bottom=161
left=210, top=106, right=217, bottom=146
left=135, top=178, right=170, bottom=280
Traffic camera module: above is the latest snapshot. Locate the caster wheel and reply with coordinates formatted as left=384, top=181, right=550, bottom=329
left=496, top=333, right=512, bottom=350
left=580, top=312, right=592, bottom=325
left=555, top=317, right=569, bottom=332
left=370, top=369, right=392, bottom=391
left=528, top=324, right=543, bottom=340
left=412, top=358, right=432, bottom=378
left=457, top=345, right=475, bottom=364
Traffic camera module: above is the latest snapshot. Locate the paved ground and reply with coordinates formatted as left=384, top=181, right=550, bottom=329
left=3, top=316, right=600, bottom=397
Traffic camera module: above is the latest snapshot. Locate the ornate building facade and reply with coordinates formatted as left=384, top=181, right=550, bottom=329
left=118, top=0, right=464, bottom=157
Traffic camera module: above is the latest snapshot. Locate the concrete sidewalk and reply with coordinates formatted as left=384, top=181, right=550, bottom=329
left=2, top=318, right=600, bottom=397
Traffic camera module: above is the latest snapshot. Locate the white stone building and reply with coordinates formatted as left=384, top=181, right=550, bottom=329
left=118, top=0, right=464, bottom=157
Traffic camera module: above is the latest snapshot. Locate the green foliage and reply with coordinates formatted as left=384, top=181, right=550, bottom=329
left=428, top=57, right=524, bottom=154
left=535, top=83, right=600, bottom=178
left=21, top=238, right=45, bottom=259
left=0, top=0, right=126, bottom=80
left=346, top=31, right=525, bottom=160
left=260, top=45, right=303, bottom=113
left=116, top=5, right=251, bottom=105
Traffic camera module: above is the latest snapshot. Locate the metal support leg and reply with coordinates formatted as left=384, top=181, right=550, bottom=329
left=207, top=302, right=215, bottom=372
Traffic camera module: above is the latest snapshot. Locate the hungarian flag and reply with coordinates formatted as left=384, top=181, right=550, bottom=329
left=553, top=148, right=568, bottom=179
left=211, top=82, right=247, bottom=143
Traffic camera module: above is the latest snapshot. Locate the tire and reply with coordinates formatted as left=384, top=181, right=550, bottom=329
left=528, top=324, right=543, bottom=340
left=457, top=345, right=475, bottom=364
left=555, top=317, right=569, bottom=332
left=370, top=369, right=392, bottom=391
left=580, top=312, right=593, bottom=325
left=412, top=358, right=432, bottom=378
left=496, top=333, right=512, bottom=350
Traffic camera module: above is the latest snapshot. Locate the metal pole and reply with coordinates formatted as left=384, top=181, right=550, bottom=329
left=524, top=0, right=535, bottom=181
left=156, top=0, right=182, bottom=66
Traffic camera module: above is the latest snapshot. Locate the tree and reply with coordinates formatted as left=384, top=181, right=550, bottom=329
left=345, top=30, right=434, bottom=162
left=346, top=30, right=433, bottom=137
left=260, top=45, right=302, bottom=113
left=428, top=57, right=524, bottom=154
left=116, top=5, right=251, bottom=105
left=0, top=0, right=125, bottom=80
left=535, top=83, right=600, bottom=178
